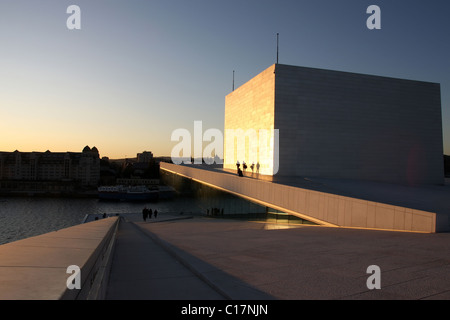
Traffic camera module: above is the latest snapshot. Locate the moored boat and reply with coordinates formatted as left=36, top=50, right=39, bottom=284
left=98, top=185, right=158, bottom=201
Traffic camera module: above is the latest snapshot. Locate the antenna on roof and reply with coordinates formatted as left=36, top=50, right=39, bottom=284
left=232, top=70, right=235, bottom=91
left=276, top=33, right=279, bottom=64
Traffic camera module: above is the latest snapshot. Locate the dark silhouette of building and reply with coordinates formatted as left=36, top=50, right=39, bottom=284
left=0, top=146, right=100, bottom=187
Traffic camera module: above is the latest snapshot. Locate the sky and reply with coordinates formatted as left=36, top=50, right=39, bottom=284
left=0, top=0, right=449, bottom=159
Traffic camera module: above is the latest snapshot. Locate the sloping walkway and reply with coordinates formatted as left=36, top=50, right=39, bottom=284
left=136, top=217, right=450, bottom=300
left=105, top=217, right=225, bottom=300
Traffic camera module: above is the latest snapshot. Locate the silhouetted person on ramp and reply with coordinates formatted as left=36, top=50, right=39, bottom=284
left=142, top=207, right=148, bottom=221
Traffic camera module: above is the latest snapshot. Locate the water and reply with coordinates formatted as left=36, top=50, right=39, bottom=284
left=0, top=196, right=204, bottom=245
left=0, top=183, right=311, bottom=245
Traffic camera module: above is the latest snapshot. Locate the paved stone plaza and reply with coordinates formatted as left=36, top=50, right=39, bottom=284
left=108, top=214, right=450, bottom=300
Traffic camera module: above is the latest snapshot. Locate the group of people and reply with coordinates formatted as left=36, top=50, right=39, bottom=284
left=236, top=160, right=260, bottom=177
left=142, top=207, right=158, bottom=221
left=207, top=207, right=224, bottom=216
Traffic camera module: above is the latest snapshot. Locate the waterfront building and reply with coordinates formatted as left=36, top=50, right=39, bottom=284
left=0, top=146, right=100, bottom=188
left=224, top=64, right=444, bottom=185
left=161, top=64, right=449, bottom=233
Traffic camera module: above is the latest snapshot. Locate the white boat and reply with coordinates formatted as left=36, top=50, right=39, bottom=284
left=98, top=185, right=158, bottom=201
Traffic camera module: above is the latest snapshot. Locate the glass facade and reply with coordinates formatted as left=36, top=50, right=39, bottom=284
left=160, top=168, right=317, bottom=225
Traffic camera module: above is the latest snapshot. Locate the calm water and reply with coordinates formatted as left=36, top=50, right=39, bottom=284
left=0, top=196, right=204, bottom=245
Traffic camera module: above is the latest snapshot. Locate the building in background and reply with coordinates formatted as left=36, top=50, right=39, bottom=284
left=137, top=151, right=153, bottom=163
left=0, top=146, right=100, bottom=191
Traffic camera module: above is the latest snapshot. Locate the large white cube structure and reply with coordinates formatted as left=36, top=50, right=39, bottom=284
left=224, top=65, right=277, bottom=175
left=224, top=64, right=444, bottom=185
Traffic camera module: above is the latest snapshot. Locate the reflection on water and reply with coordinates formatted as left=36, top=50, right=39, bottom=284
left=0, top=176, right=318, bottom=245
left=0, top=196, right=203, bottom=245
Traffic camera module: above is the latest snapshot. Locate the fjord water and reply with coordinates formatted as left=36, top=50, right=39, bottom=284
left=0, top=196, right=203, bottom=245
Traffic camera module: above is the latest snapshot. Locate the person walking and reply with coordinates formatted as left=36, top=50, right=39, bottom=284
left=142, top=207, right=148, bottom=222
left=154, top=209, right=158, bottom=219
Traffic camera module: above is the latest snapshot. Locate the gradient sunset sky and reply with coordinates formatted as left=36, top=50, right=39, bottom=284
left=1, top=0, right=449, bottom=159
